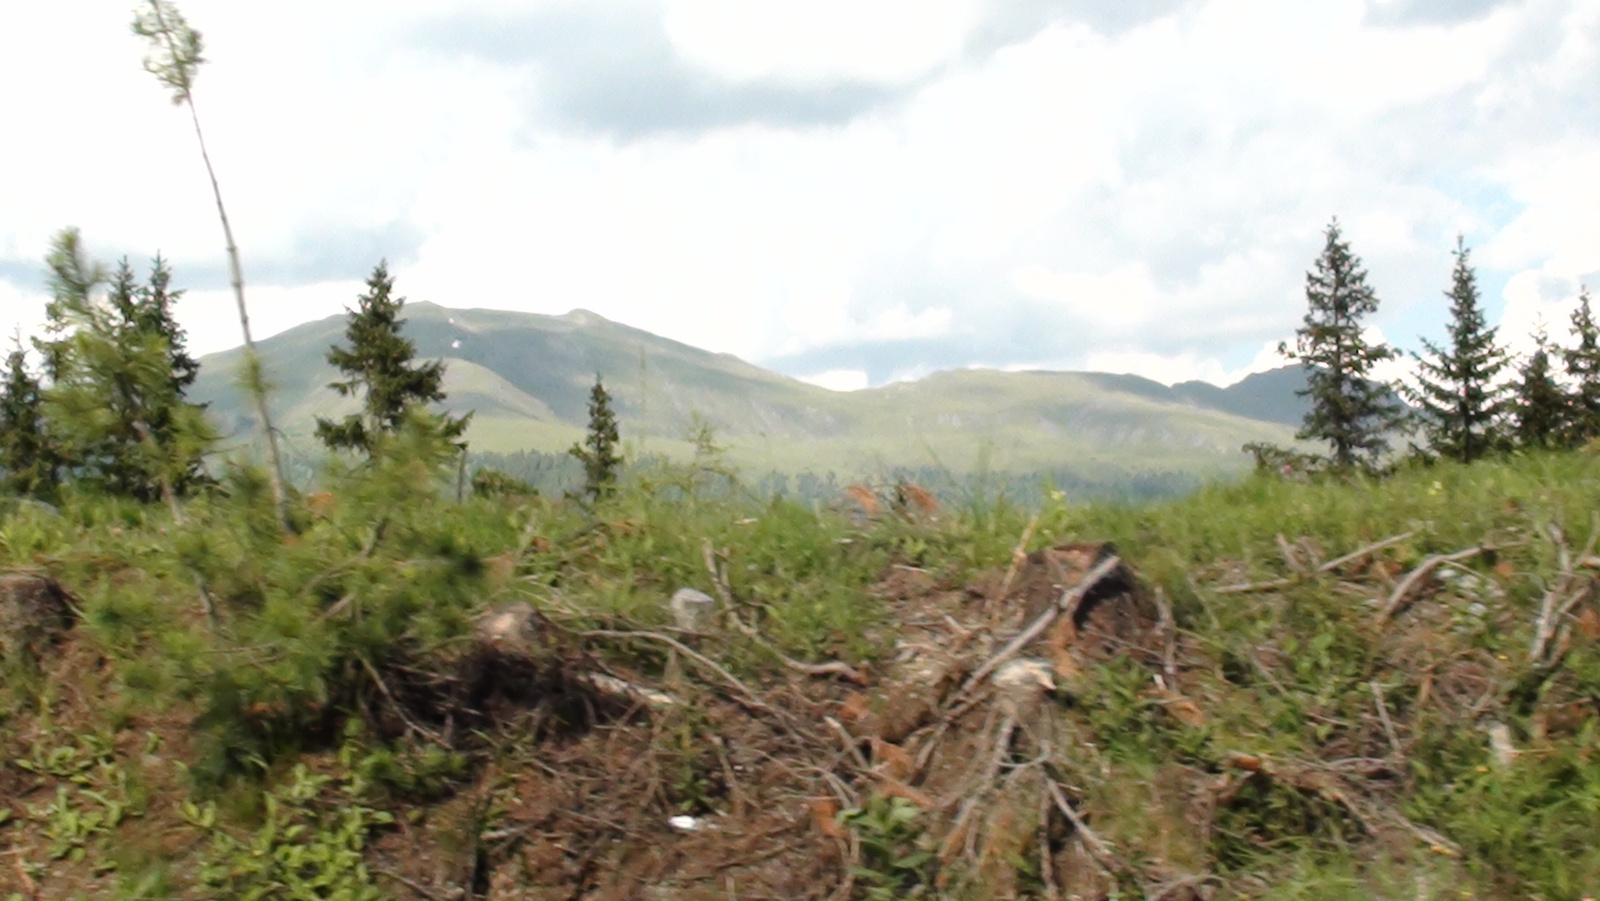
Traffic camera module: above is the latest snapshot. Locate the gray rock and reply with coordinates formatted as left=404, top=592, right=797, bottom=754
left=474, top=601, right=544, bottom=655
left=669, top=588, right=718, bottom=632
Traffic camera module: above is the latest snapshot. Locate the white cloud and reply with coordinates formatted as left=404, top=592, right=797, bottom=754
left=797, top=368, right=870, bottom=391
left=662, top=0, right=979, bottom=83
left=2, top=0, right=1597, bottom=391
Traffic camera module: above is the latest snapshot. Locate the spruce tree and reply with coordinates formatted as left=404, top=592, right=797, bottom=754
left=34, top=230, right=215, bottom=503
left=1513, top=327, right=1569, bottom=448
left=315, top=261, right=469, bottom=457
left=569, top=375, right=622, bottom=502
left=1406, top=237, right=1510, bottom=462
left=1280, top=218, right=1404, bottom=470
left=0, top=337, right=57, bottom=497
left=1564, top=286, right=1600, bottom=444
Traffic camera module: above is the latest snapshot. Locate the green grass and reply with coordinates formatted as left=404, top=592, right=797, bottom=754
left=5, top=446, right=1600, bottom=898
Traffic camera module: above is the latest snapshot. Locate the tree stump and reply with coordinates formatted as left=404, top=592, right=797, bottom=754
left=0, top=572, right=75, bottom=665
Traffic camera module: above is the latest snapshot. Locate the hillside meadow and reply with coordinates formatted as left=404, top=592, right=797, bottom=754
left=2, top=441, right=1599, bottom=900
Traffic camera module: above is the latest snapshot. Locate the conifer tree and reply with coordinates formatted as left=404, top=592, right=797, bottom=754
left=34, top=229, right=215, bottom=503
left=1280, top=218, right=1404, bottom=470
left=1564, top=286, right=1600, bottom=444
left=315, top=261, right=468, bottom=456
left=569, top=375, right=622, bottom=502
left=0, top=337, right=57, bottom=497
left=1406, top=237, right=1510, bottom=462
left=1513, top=327, right=1569, bottom=448
left=134, top=0, right=289, bottom=525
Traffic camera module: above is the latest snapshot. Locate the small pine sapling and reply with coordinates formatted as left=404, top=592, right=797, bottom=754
left=0, top=335, right=58, bottom=498
left=1512, top=326, right=1569, bottom=448
left=1564, top=286, right=1600, bottom=445
left=570, top=375, right=622, bottom=503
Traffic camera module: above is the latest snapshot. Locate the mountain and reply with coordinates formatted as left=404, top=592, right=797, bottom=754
left=189, top=303, right=1306, bottom=482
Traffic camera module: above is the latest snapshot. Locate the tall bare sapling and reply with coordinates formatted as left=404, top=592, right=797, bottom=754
left=132, top=0, right=289, bottom=527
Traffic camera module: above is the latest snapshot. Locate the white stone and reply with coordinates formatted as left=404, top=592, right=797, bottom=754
left=669, top=588, right=718, bottom=632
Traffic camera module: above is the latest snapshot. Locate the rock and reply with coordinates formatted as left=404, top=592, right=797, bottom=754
left=992, top=658, right=1055, bottom=721
left=669, top=588, right=718, bottom=632
left=475, top=602, right=545, bottom=656
left=0, top=572, right=75, bottom=665
left=1487, top=721, right=1518, bottom=768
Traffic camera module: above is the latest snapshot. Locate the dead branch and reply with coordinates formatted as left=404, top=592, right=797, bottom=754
left=1044, top=778, right=1120, bottom=875
left=1221, top=751, right=1461, bottom=857
left=701, top=537, right=736, bottom=608
left=1276, top=534, right=1307, bottom=573
left=1217, top=531, right=1416, bottom=594
left=1214, top=577, right=1295, bottom=594
left=1155, top=588, right=1179, bottom=687
left=578, top=628, right=802, bottom=732
left=995, top=513, right=1041, bottom=605
left=374, top=867, right=461, bottom=901
left=1369, top=681, right=1401, bottom=758
left=1037, top=784, right=1059, bottom=900
left=358, top=655, right=449, bottom=749
left=704, top=535, right=866, bottom=682
left=1319, top=530, right=1416, bottom=574
left=823, top=716, right=873, bottom=773
left=1377, top=545, right=1502, bottom=625
left=959, top=555, right=1123, bottom=696
left=1531, top=517, right=1600, bottom=667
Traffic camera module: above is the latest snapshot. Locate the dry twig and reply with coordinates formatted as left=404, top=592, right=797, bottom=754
left=1531, top=518, right=1600, bottom=667
left=1216, top=530, right=1416, bottom=594
left=358, top=655, right=449, bottom=748
left=703, top=536, right=866, bottom=682
left=578, top=629, right=803, bottom=733
left=959, top=555, right=1123, bottom=696
left=1370, top=681, right=1401, bottom=757
left=1044, top=779, right=1120, bottom=875
left=1377, top=545, right=1503, bottom=625
left=995, top=513, right=1041, bottom=605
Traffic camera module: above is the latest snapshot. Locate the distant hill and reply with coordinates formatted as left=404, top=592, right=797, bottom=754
left=190, top=303, right=1308, bottom=484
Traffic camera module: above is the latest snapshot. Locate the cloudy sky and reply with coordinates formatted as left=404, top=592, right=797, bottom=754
left=2, top=0, right=1598, bottom=391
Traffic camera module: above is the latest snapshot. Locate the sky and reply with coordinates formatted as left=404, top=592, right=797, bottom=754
left=2, top=0, right=1598, bottom=392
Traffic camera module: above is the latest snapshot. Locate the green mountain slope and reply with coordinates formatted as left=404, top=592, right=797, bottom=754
left=190, top=303, right=1302, bottom=479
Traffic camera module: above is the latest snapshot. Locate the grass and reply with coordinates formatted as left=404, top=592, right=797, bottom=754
left=3, top=446, right=1600, bottom=898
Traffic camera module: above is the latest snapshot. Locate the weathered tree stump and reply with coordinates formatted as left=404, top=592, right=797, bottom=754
left=0, top=572, right=75, bottom=665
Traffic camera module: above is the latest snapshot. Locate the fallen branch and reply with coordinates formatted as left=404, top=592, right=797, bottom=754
left=1037, top=785, right=1059, bottom=900
left=1213, top=577, right=1295, bottom=595
left=579, top=628, right=800, bottom=731
left=374, top=867, right=460, bottom=901
left=1370, top=681, right=1401, bottom=758
left=358, top=655, right=449, bottom=749
left=1044, top=779, right=1120, bottom=875
left=1216, top=531, right=1416, bottom=594
left=1319, top=531, right=1415, bottom=574
left=1221, top=751, right=1461, bottom=857
left=1531, top=517, right=1600, bottom=667
left=1154, top=588, right=1179, bottom=687
left=704, top=536, right=866, bottom=682
left=959, top=555, right=1123, bottom=696
left=1377, top=545, right=1503, bottom=625
left=995, top=513, right=1041, bottom=604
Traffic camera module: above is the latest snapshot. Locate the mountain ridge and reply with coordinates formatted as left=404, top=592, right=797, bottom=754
left=190, top=302, right=1307, bottom=479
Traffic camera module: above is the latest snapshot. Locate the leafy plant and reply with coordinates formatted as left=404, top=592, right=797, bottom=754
left=182, top=762, right=393, bottom=900
left=839, top=795, right=936, bottom=900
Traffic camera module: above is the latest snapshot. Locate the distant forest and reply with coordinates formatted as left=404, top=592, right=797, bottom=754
left=466, top=448, right=1201, bottom=508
